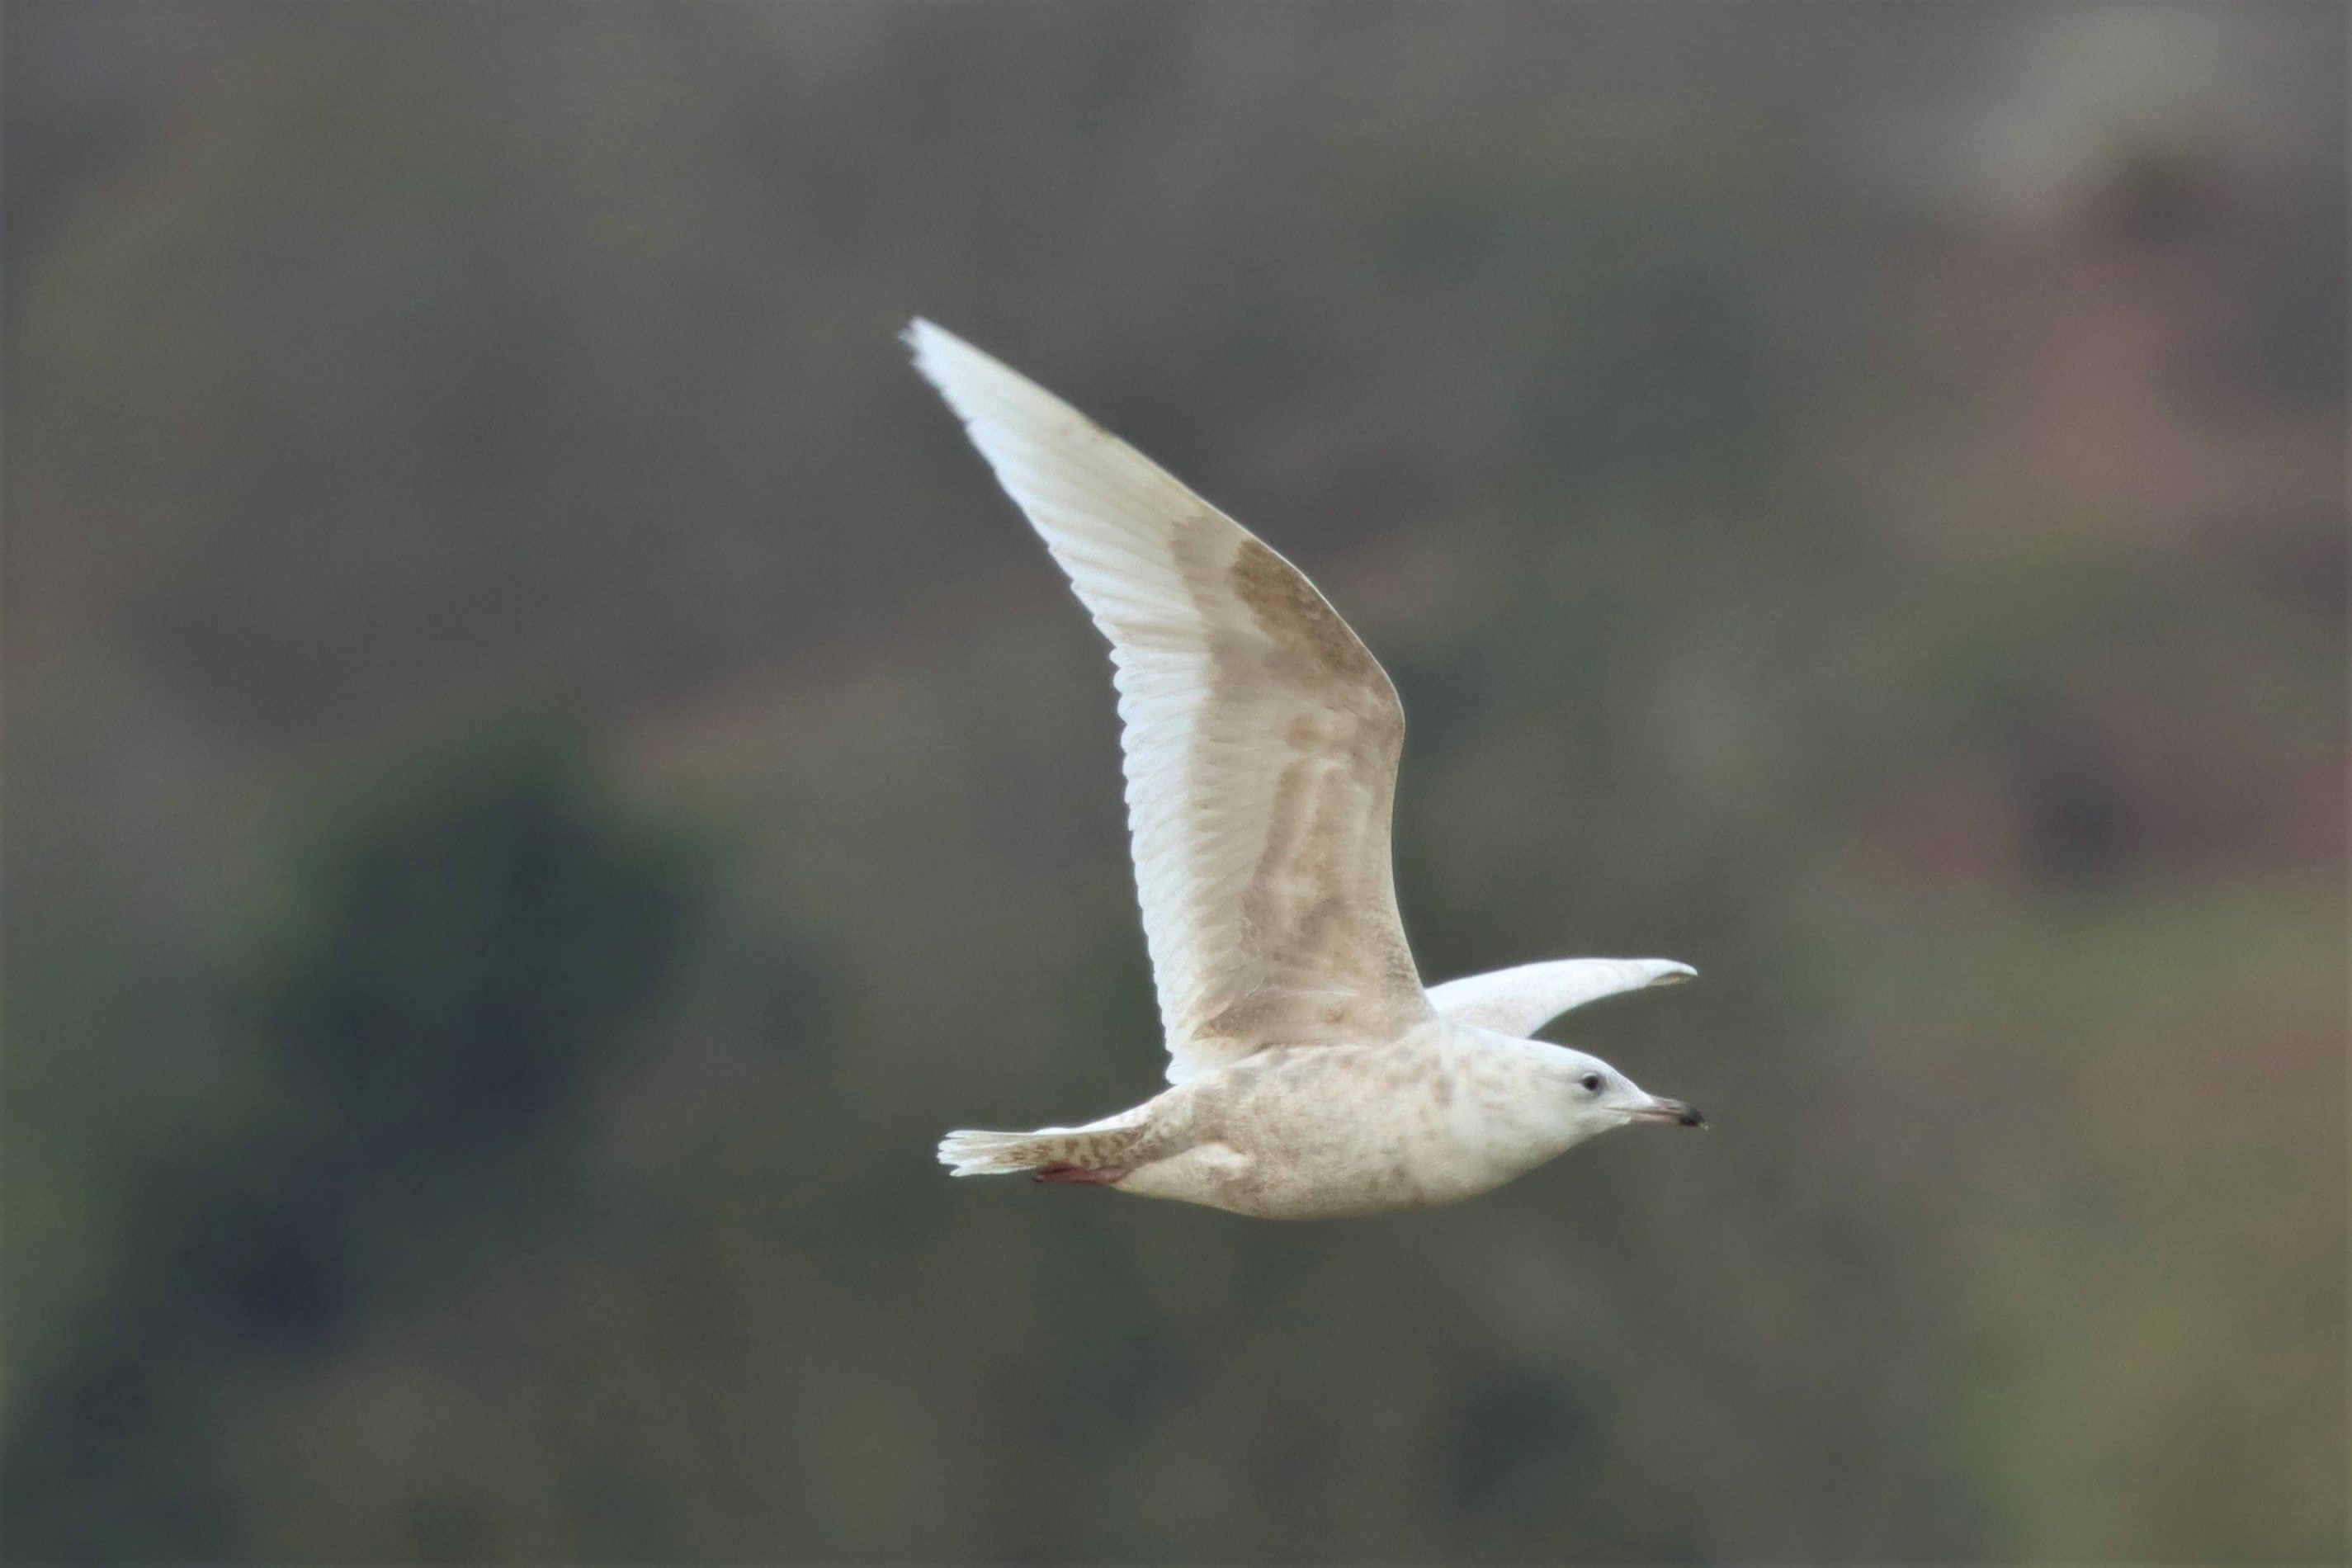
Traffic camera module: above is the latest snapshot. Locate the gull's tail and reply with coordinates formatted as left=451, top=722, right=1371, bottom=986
left=937, top=1108, right=1151, bottom=1178
left=937, top=1128, right=1061, bottom=1176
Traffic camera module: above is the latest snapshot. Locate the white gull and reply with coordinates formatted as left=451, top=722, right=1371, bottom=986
left=909, top=319, right=1703, bottom=1221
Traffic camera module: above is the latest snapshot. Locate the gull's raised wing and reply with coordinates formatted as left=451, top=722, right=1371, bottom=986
left=907, top=319, right=1432, bottom=1084
left=1426, top=957, right=1696, bottom=1039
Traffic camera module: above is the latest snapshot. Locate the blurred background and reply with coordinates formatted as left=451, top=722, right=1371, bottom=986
left=5, top=2, right=2344, bottom=1561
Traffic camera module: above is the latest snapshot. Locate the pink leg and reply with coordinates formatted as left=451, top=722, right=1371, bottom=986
left=1034, top=1164, right=1126, bottom=1185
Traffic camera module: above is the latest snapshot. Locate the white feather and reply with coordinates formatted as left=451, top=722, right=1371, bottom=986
left=1426, top=957, right=1697, bottom=1038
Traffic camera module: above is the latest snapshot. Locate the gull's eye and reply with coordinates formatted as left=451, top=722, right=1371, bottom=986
left=1578, top=1072, right=1604, bottom=1093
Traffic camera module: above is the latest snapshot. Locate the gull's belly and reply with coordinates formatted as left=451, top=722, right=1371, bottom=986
left=1117, top=1039, right=1514, bottom=1220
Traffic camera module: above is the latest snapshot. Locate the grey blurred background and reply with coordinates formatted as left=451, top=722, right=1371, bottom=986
left=4, top=2, right=2344, bottom=1561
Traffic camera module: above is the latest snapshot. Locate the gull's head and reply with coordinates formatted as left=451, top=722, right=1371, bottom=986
left=1543, top=1046, right=1705, bottom=1141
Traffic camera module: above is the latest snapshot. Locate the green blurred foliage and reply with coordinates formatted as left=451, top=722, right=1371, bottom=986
left=249, top=721, right=709, bottom=1181
left=3, top=720, right=715, bottom=1559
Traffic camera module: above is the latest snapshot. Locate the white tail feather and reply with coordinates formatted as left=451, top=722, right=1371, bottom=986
left=937, top=1129, right=1052, bottom=1177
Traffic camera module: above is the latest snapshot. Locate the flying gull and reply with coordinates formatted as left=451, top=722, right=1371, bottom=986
left=908, top=319, right=1703, bottom=1221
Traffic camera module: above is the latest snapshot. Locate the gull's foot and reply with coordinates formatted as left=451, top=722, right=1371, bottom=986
left=1034, top=1164, right=1126, bottom=1185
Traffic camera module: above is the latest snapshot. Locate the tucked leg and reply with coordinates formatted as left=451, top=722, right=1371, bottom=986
left=1034, top=1164, right=1127, bottom=1185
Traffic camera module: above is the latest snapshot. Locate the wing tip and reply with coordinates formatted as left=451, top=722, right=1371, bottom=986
left=903, top=315, right=955, bottom=381
left=902, top=317, right=1037, bottom=420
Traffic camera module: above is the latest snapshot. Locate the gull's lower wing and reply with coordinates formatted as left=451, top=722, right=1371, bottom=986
left=1426, top=957, right=1696, bottom=1039
left=906, top=319, right=1432, bottom=1084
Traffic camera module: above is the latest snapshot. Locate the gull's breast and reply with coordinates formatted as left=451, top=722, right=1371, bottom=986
left=1127, top=1026, right=1519, bottom=1219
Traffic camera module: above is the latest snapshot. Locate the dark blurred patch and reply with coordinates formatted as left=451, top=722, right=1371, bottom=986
left=1445, top=1370, right=1596, bottom=1516
left=253, top=719, right=709, bottom=1173
left=2015, top=721, right=2131, bottom=886
left=1, top=718, right=717, bottom=1561
left=2098, top=137, right=2217, bottom=246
